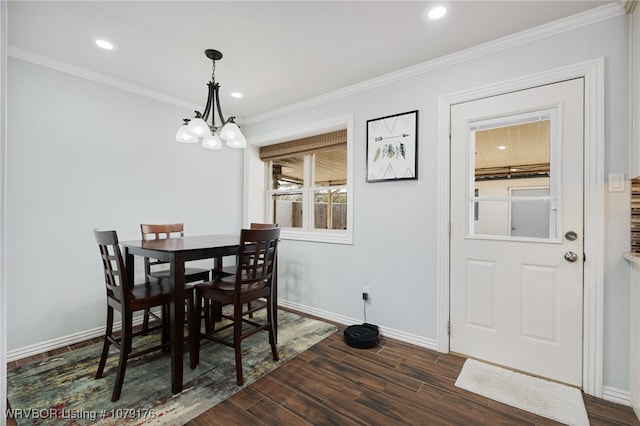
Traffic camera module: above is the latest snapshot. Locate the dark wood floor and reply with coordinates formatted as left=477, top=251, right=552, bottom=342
left=6, top=311, right=640, bottom=425
left=187, top=317, right=639, bottom=425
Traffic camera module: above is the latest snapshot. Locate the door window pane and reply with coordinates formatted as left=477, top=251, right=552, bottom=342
left=470, top=114, right=556, bottom=240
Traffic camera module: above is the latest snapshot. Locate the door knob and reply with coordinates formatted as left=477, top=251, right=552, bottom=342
left=564, top=251, right=579, bottom=262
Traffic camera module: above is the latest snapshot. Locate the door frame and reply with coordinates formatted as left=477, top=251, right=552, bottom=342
left=436, top=58, right=605, bottom=397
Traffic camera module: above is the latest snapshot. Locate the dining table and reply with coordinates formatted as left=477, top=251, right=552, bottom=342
left=121, top=234, right=241, bottom=395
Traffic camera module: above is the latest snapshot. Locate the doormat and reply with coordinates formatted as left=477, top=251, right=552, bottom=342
left=7, top=310, right=337, bottom=425
left=455, top=358, right=589, bottom=426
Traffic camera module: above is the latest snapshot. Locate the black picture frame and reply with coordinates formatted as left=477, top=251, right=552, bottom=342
left=366, top=110, right=418, bottom=182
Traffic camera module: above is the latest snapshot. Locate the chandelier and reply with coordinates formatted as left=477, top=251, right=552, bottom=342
left=176, top=49, right=247, bottom=150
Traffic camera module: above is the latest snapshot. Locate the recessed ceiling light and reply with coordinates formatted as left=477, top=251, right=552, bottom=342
left=424, top=5, right=447, bottom=21
left=497, top=145, right=506, bottom=150
left=230, top=92, right=243, bottom=99
left=89, top=36, right=119, bottom=51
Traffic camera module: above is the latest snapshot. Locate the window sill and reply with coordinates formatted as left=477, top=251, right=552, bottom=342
left=280, top=228, right=353, bottom=245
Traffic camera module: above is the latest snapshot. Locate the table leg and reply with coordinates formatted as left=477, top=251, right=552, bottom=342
left=124, top=248, right=134, bottom=288
left=273, top=254, right=278, bottom=343
left=169, top=252, right=185, bottom=395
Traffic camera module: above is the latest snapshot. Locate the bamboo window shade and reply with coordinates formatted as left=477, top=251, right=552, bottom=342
left=259, top=130, right=347, bottom=161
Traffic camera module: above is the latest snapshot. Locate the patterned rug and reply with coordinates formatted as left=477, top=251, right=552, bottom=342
left=7, top=309, right=337, bottom=425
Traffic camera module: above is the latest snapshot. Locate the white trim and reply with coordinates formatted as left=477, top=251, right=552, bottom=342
left=602, top=386, right=633, bottom=407
left=6, top=315, right=148, bottom=363
left=278, top=299, right=438, bottom=351
left=437, top=58, right=606, bottom=397
left=7, top=46, right=199, bottom=112
left=8, top=300, right=440, bottom=362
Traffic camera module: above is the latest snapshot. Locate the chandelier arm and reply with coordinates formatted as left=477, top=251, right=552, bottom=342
left=201, top=81, right=214, bottom=126
left=213, top=83, right=229, bottom=126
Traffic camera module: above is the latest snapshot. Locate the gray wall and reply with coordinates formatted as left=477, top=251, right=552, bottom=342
left=243, top=15, right=631, bottom=392
left=6, top=58, right=244, bottom=350
left=5, top=13, right=632, bottom=395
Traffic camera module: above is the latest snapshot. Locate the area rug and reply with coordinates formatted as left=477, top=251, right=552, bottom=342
left=7, top=310, right=337, bottom=425
left=455, top=358, right=589, bottom=426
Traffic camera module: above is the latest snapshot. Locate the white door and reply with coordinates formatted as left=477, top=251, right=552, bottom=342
left=450, top=78, right=584, bottom=386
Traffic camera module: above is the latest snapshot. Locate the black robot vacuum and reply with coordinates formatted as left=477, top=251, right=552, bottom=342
left=344, top=323, right=380, bottom=349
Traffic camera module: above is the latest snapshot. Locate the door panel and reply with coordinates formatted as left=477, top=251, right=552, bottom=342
left=450, top=78, right=584, bottom=386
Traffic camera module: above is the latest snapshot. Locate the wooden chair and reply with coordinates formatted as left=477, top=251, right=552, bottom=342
left=194, top=227, right=280, bottom=385
left=140, top=223, right=210, bottom=333
left=217, top=223, right=279, bottom=277
left=93, top=229, right=197, bottom=401
left=213, top=223, right=279, bottom=323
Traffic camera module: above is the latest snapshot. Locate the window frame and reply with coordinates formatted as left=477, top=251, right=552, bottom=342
left=252, top=114, right=354, bottom=245
left=267, top=150, right=348, bottom=233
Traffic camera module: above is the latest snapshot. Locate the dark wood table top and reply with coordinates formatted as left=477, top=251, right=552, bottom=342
left=121, top=234, right=239, bottom=251
left=121, top=234, right=240, bottom=261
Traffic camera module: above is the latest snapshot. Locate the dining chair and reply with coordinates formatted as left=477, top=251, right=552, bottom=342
left=140, top=223, right=210, bottom=334
left=217, top=223, right=279, bottom=276
left=212, top=223, right=279, bottom=324
left=194, top=226, right=281, bottom=385
left=93, top=229, right=197, bottom=401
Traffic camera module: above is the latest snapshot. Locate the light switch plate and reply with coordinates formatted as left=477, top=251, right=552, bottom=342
left=608, top=173, right=625, bottom=192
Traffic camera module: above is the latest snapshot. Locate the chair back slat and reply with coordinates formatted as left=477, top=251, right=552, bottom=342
left=234, top=227, right=280, bottom=289
left=249, top=223, right=279, bottom=230
left=93, top=229, right=131, bottom=304
left=140, top=223, right=185, bottom=241
left=140, top=223, right=185, bottom=274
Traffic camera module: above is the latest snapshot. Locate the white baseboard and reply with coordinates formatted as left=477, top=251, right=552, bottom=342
left=7, top=315, right=148, bottom=362
left=278, top=299, right=438, bottom=351
left=602, top=386, right=632, bottom=407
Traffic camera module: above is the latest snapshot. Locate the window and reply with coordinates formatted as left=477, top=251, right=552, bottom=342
left=261, top=129, right=351, bottom=243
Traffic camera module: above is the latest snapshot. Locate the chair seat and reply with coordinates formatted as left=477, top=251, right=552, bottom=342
left=119, top=282, right=173, bottom=306
left=149, top=267, right=210, bottom=282
left=196, top=278, right=268, bottom=298
left=218, top=265, right=236, bottom=277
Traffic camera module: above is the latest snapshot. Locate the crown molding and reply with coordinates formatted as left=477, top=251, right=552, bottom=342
left=244, top=2, right=624, bottom=125
left=8, top=2, right=625, bottom=125
left=7, top=45, right=200, bottom=111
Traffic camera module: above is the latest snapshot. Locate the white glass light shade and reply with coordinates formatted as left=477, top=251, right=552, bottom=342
left=202, top=134, right=222, bottom=150
left=225, top=133, right=247, bottom=148
left=220, top=121, right=247, bottom=148
left=186, top=117, right=211, bottom=137
left=176, top=124, right=199, bottom=143
left=220, top=121, right=241, bottom=140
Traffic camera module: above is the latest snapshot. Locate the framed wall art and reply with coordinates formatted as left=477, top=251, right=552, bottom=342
left=366, top=110, right=418, bottom=182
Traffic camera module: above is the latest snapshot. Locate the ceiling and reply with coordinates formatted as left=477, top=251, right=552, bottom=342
left=475, top=120, right=550, bottom=179
left=7, top=1, right=615, bottom=123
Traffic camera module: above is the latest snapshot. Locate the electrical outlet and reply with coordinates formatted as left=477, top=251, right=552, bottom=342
left=362, top=285, right=370, bottom=301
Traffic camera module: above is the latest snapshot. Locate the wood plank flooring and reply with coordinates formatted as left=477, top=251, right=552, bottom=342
left=6, top=310, right=640, bottom=425
left=187, top=317, right=639, bottom=425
